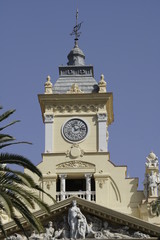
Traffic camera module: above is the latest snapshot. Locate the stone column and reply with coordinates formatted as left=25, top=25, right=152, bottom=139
left=97, top=113, right=108, bottom=152
left=59, top=174, right=67, bottom=201
left=44, top=113, right=54, bottom=153
left=85, top=174, right=92, bottom=201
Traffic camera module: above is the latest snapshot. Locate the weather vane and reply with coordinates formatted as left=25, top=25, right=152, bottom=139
left=70, top=9, right=83, bottom=44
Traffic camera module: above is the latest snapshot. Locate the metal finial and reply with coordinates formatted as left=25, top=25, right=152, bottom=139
left=76, top=8, right=78, bottom=26
left=70, top=9, right=83, bottom=46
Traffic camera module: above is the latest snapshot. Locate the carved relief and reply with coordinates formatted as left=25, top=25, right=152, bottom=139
left=145, top=152, right=159, bottom=168
left=97, top=113, right=107, bottom=121
left=44, top=114, right=54, bottom=123
left=52, top=104, right=100, bottom=113
left=98, top=179, right=106, bottom=189
left=67, top=83, right=84, bottom=94
left=56, top=161, right=95, bottom=169
left=60, top=67, right=92, bottom=76
left=46, top=105, right=53, bottom=111
left=6, top=207, right=152, bottom=239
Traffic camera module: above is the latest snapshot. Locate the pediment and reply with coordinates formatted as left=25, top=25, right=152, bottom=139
left=3, top=197, right=160, bottom=239
left=56, top=161, right=95, bottom=169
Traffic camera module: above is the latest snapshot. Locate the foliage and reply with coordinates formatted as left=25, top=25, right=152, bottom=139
left=0, top=107, right=55, bottom=238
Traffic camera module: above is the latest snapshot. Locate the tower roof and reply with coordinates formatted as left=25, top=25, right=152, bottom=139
left=53, top=40, right=99, bottom=94
left=67, top=41, right=85, bottom=66
left=52, top=10, right=99, bottom=94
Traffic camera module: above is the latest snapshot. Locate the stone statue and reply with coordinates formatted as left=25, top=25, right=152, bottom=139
left=44, top=221, right=55, bottom=239
left=133, top=231, right=150, bottom=238
left=5, top=212, right=152, bottom=240
left=68, top=200, right=87, bottom=239
left=6, top=234, right=26, bottom=240
left=148, top=171, right=158, bottom=196
left=53, top=228, right=64, bottom=239
left=29, top=230, right=43, bottom=239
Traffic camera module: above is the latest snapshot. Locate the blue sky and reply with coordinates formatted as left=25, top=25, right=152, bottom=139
left=0, top=1, right=160, bottom=189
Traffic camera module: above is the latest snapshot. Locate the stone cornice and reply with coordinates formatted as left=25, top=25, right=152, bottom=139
left=41, top=151, right=110, bottom=157
left=38, top=92, right=114, bottom=125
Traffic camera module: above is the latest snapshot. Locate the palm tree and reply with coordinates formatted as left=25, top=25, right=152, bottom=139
left=0, top=107, right=55, bottom=238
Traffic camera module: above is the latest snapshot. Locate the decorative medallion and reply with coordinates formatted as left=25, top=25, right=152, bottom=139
left=65, top=144, right=84, bottom=158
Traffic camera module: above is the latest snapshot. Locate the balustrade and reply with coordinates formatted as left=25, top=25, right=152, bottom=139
left=56, top=191, right=95, bottom=202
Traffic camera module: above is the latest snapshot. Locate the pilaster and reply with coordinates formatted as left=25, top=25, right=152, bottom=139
left=59, top=174, right=67, bottom=201
left=85, top=173, right=92, bottom=201
left=97, top=113, right=108, bottom=152
left=44, top=113, right=54, bottom=153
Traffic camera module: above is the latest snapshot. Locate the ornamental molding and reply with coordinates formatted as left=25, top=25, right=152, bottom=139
left=45, top=180, right=54, bottom=190
left=59, top=66, right=93, bottom=76
left=48, top=104, right=105, bottom=113
left=65, top=144, right=84, bottom=158
left=56, top=160, right=95, bottom=169
left=97, top=113, right=108, bottom=122
left=67, top=83, right=84, bottom=94
left=44, top=113, right=54, bottom=123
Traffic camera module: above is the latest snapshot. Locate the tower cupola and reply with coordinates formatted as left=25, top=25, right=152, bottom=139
left=67, top=41, right=85, bottom=66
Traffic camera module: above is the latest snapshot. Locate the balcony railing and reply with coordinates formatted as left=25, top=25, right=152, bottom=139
left=56, top=191, right=96, bottom=202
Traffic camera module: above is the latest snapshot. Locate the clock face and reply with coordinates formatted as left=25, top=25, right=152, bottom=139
left=63, top=118, right=88, bottom=142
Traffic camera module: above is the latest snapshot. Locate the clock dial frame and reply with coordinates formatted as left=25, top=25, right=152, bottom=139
left=62, top=118, right=88, bottom=143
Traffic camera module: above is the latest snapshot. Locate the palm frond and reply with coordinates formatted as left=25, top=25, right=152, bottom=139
left=0, top=134, right=15, bottom=143
left=0, top=109, right=16, bottom=123
left=0, top=107, right=55, bottom=237
left=11, top=215, right=29, bottom=239
left=0, top=153, right=42, bottom=177
left=12, top=200, right=44, bottom=233
left=0, top=120, right=20, bottom=131
left=0, top=192, right=13, bottom=218
left=0, top=141, right=32, bottom=149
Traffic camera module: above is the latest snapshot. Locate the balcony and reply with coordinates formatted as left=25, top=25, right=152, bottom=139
left=56, top=191, right=96, bottom=202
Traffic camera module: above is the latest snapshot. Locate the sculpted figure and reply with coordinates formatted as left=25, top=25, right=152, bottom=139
left=68, top=200, right=87, bottom=239
left=149, top=171, right=157, bottom=196
left=53, top=228, right=64, bottom=239
left=86, top=222, right=96, bottom=238
left=44, top=221, right=55, bottom=240
left=6, top=234, right=25, bottom=240
left=29, top=230, right=43, bottom=239
left=133, top=231, right=150, bottom=238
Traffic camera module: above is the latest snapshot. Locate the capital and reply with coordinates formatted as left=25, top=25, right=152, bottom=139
left=59, top=174, right=67, bottom=179
left=44, top=114, right=54, bottom=123
left=85, top=173, right=92, bottom=179
left=97, top=113, right=107, bottom=122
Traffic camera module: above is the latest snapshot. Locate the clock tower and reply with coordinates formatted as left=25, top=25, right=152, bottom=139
left=38, top=33, right=114, bottom=204
left=26, top=15, right=160, bottom=226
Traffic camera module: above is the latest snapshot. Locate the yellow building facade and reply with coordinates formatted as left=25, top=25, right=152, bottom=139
left=35, top=39, right=160, bottom=225
left=2, top=21, right=160, bottom=240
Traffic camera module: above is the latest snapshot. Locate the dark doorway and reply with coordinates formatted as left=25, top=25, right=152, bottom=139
left=66, top=179, right=85, bottom=191
left=56, top=177, right=95, bottom=192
